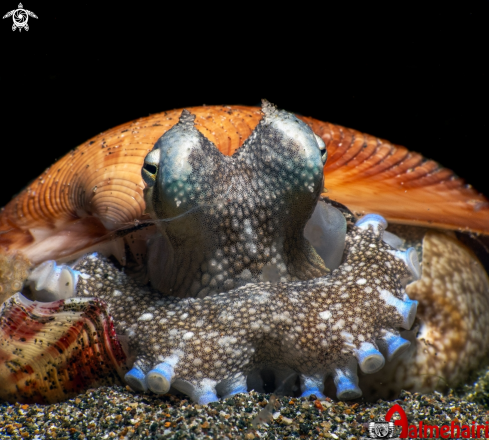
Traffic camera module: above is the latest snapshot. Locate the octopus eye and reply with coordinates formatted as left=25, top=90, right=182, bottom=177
left=142, top=149, right=161, bottom=187
left=314, top=133, right=328, bottom=164
left=142, top=162, right=158, bottom=187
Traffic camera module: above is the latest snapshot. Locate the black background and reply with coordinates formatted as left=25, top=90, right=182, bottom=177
left=1, top=2, right=487, bottom=209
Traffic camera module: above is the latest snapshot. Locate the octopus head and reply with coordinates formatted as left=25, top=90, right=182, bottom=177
left=140, top=101, right=330, bottom=298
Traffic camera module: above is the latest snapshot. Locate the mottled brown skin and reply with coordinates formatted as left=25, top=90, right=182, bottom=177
left=2, top=222, right=488, bottom=403
left=0, top=222, right=414, bottom=403
left=71, top=225, right=412, bottom=400
left=141, top=105, right=328, bottom=298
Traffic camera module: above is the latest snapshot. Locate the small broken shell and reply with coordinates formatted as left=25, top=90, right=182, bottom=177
left=0, top=294, right=128, bottom=403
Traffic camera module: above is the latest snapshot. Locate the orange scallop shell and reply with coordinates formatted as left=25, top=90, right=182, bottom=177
left=0, top=105, right=487, bottom=265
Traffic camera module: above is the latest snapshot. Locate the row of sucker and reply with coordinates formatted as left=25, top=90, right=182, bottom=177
left=1, top=214, right=417, bottom=403
left=66, top=215, right=419, bottom=404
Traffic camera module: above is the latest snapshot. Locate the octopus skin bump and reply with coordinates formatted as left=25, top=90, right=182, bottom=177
left=83, top=218, right=418, bottom=404
left=0, top=102, right=488, bottom=404
left=359, top=228, right=489, bottom=400
left=0, top=217, right=418, bottom=404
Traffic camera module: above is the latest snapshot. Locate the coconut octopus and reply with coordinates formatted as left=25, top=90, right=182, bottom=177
left=0, top=101, right=488, bottom=405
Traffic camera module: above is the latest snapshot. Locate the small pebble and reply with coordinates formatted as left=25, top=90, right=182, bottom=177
left=1, top=367, right=489, bottom=440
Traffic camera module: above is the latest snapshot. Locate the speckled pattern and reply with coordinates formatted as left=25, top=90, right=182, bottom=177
left=143, top=102, right=328, bottom=297
left=69, top=218, right=416, bottom=404
left=0, top=103, right=445, bottom=407
left=400, top=230, right=489, bottom=392
left=0, top=103, right=421, bottom=405
left=356, top=229, right=489, bottom=401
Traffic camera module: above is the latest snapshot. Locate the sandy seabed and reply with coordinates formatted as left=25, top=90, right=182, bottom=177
left=1, top=364, right=489, bottom=440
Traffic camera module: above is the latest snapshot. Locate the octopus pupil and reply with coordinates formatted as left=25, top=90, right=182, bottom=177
left=143, top=163, right=157, bottom=175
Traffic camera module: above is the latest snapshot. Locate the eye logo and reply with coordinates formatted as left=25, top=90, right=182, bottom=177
left=3, top=3, right=37, bottom=32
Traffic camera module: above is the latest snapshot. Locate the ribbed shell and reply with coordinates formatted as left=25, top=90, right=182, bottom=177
left=0, top=105, right=487, bottom=264
left=0, top=294, right=127, bottom=403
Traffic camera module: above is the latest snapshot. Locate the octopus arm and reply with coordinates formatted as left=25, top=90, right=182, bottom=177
left=66, top=219, right=418, bottom=404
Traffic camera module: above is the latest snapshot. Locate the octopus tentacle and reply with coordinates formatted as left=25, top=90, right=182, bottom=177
left=4, top=219, right=486, bottom=404
left=59, top=216, right=416, bottom=404
left=405, top=231, right=489, bottom=390
left=357, top=227, right=489, bottom=400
